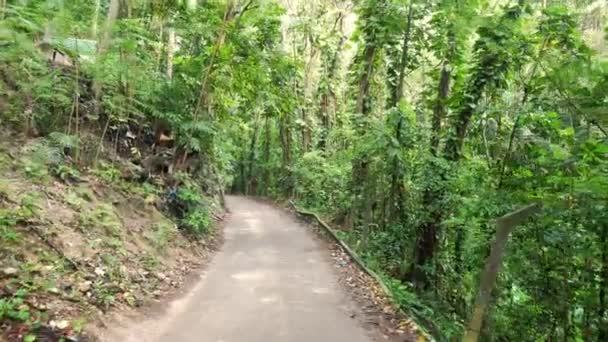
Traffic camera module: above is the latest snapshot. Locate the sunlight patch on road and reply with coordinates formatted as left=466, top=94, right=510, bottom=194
left=230, top=269, right=267, bottom=281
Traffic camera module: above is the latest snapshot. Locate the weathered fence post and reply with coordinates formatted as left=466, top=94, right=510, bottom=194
left=463, top=203, right=542, bottom=342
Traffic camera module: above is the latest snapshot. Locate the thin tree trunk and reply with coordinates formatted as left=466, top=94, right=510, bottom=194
left=497, top=39, right=547, bottom=187
left=355, top=45, right=376, bottom=116
left=599, top=222, right=608, bottom=341
left=317, top=13, right=345, bottom=150
left=301, top=34, right=317, bottom=153
left=387, top=2, right=414, bottom=224
left=390, top=2, right=414, bottom=107
left=93, top=0, right=120, bottom=117
left=92, top=0, right=101, bottom=38
left=262, top=116, right=271, bottom=194
left=192, top=6, right=232, bottom=120
left=155, top=24, right=165, bottom=73
left=408, top=30, right=455, bottom=286
left=279, top=113, right=293, bottom=196
left=430, top=58, right=452, bottom=156
left=0, top=0, right=5, bottom=20
left=166, top=27, right=175, bottom=80
left=246, top=113, right=261, bottom=195
left=99, top=0, right=120, bottom=53
left=351, top=41, right=378, bottom=229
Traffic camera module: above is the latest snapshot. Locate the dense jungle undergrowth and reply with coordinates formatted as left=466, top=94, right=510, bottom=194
left=1, top=0, right=607, bottom=341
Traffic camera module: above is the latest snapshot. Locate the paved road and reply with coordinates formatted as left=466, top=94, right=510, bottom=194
left=106, top=196, right=374, bottom=342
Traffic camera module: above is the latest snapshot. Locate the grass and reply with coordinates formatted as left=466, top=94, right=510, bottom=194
left=78, top=204, right=122, bottom=236
left=145, top=222, right=177, bottom=251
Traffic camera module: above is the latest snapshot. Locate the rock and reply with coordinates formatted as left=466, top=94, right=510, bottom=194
left=48, top=287, right=60, bottom=294
left=60, top=282, right=73, bottom=292
left=78, top=281, right=92, bottom=293
left=2, top=267, right=18, bottom=277
left=49, top=319, right=70, bottom=330
left=94, top=267, right=105, bottom=277
left=155, top=272, right=166, bottom=281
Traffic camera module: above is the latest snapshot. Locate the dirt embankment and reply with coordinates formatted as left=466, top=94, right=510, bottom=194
left=0, top=138, right=223, bottom=342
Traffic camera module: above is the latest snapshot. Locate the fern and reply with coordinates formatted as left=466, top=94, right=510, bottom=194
left=48, top=132, right=80, bottom=151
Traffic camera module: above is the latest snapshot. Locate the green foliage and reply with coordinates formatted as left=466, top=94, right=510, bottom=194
left=145, top=222, right=177, bottom=251
left=78, top=204, right=122, bottom=236
left=0, top=289, right=30, bottom=322
left=19, top=141, right=63, bottom=183
left=181, top=211, right=211, bottom=236
left=0, top=208, right=22, bottom=245
left=91, top=162, right=121, bottom=183
left=243, top=0, right=608, bottom=340
left=172, top=175, right=213, bottom=236
left=1, top=0, right=607, bottom=340
left=51, top=163, right=80, bottom=182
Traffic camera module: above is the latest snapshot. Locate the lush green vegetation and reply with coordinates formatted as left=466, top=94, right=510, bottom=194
left=1, top=0, right=607, bottom=340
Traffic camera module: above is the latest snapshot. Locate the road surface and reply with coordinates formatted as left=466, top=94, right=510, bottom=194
left=104, top=196, right=376, bottom=342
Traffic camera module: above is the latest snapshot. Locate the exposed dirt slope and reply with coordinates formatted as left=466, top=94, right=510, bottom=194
left=0, top=138, right=221, bottom=341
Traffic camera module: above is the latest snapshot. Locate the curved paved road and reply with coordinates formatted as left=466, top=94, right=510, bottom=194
left=107, top=196, right=374, bottom=342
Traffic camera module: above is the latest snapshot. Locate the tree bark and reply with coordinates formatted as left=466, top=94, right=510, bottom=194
left=408, top=29, right=455, bottom=286
left=99, top=0, right=120, bottom=53
left=355, top=45, right=376, bottom=116
left=317, top=13, right=345, bottom=150
left=351, top=40, right=378, bottom=229
left=387, top=1, right=414, bottom=223
left=93, top=0, right=120, bottom=117
left=166, top=27, right=176, bottom=80
left=599, top=222, right=608, bottom=341
left=92, top=0, right=101, bottom=38
left=262, top=116, right=272, bottom=194
left=246, top=113, right=261, bottom=195
left=193, top=0, right=237, bottom=120
left=279, top=113, right=294, bottom=196
left=430, top=57, right=452, bottom=156
left=390, top=2, right=414, bottom=107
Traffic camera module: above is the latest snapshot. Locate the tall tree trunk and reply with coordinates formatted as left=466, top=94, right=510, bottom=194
left=193, top=0, right=237, bottom=120
left=389, top=3, right=414, bottom=107
left=262, top=116, right=272, bottom=194
left=387, top=2, right=414, bottom=224
left=317, top=13, right=345, bottom=150
left=301, top=34, right=317, bottom=153
left=599, top=222, right=608, bottom=341
left=408, top=29, right=455, bottom=286
left=246, top=113, right=261, bottom=195
left=93, top=0, right=120, bottom=117
left=99, top=0, right=120, bottom=53
left=301, top=108, right=311, bottom=153
left=92, top=0, right=101, bottom=38
left=279, top=113, right=294, bottom=197
left=166, top=27, right=176, bottom=80
left=430, top=40, right=453, bottom=157
left=355, top=45, right=376, bottom=116
left=352, top=41, right=377, bottom=229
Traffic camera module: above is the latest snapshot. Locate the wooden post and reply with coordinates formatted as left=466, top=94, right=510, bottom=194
left=463, top=203, right=541, bottom=342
